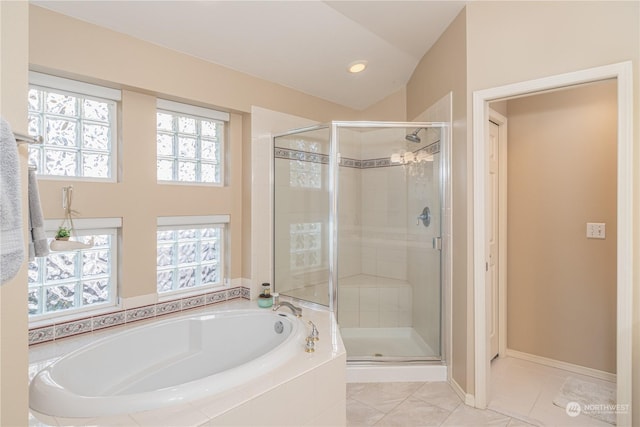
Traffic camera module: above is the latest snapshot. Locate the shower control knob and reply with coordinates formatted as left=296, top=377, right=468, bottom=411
left=417, top=206, right=431, bottom=227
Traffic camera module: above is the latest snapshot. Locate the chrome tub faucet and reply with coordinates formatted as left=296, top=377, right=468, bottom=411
left=271, top=293, right=302, bottom=317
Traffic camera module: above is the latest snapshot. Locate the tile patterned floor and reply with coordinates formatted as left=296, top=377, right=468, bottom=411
left=489, top=357, right=615, bottom=426
left=347, top=357, right=617, bottom=426
left=347, top=381, right=528, bottom=426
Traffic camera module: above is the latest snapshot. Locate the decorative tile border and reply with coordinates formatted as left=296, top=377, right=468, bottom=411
left=206, top=291, right=227, bottom=305
left=274, top=147, right=330, bottom=164
left=28, top=326, right=54, bottom=345
left=423, top=141, right=441, bottom=156
left=339, top=157, right=362, bottom=169
left=28, top=286, right=250, bottom=346
left=361, top=158, right=392, bottom=168
left=54, top=319, right=92, bottom=340
left=93, top=312, right=125, bottom=331
left=275, top=140, right=440, bottom=170
left=156, top=300, right=182, bottom=317
left=125, top=305, right=156, bottom=323
left=241, top=287, right=251, bottom=299
left=228, top=287, right=242, bottom=299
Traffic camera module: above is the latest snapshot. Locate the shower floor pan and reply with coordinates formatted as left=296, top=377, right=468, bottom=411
left=340, top=327, right=438, bottom=361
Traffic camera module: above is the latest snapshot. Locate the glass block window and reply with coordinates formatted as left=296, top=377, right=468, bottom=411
left=27, top=73, right=118, bottom=180
left=290, top=222, right=322, bottom=270
left=28, top=229, right=118, bottom=319
left=157, top=224, right=225, bottom=294
left=156, top=100, right=226, bottom=184
left=290, top=140, right=322, bottom=189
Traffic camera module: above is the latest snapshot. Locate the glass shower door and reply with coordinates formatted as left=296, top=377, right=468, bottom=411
left=272, top=121, right=446, bottom=363
left=335, top=124, right=443, bottom=361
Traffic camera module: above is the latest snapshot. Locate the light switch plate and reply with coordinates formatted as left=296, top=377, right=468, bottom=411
left=586, top=222, right=606, bottom=239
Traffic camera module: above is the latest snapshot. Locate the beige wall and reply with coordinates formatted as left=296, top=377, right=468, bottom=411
left=465, top=0, right=639, bottom=410
left=0, top=2, right=30, bottom=425
left=359, top=88, right=407, bottom=122
left=406, top=9, right=469, bottom=391
left=506, top=80, right=617, bottom=373
left=29, top=7, right=356, bottom=122
left=28, top=5, right=360, bottom=302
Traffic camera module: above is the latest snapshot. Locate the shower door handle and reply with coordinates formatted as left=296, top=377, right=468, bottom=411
left=417, top=206, right=431, bottom=227
left=433, top=237, right=442, bottom=251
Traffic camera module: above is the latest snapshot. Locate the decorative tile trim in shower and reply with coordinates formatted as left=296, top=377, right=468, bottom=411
left=274, top=148, right=329, bottom=164
left=361, top=158, right=392, bottom=168
left=422, top=141, right=441, bottom=156
left=339, top=157, right=362, bottom=169
left=28, top=286, right=250, bottom=346
left=274, top=140, right=440, bottom=170
left=274, top=147, right=362, bottom=169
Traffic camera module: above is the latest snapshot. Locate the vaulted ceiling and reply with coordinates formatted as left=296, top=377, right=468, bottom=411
left=32, top=1, right=466, bottom=110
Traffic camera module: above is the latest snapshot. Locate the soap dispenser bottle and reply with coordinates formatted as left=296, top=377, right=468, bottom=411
left=257, top=283, right=273, bottom=308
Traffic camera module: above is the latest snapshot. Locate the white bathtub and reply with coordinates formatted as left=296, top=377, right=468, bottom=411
left=29, top=309, right=306, bottom=418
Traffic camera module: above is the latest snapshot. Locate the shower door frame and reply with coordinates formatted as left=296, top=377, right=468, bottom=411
left=272, top=120, right=451, bottom=363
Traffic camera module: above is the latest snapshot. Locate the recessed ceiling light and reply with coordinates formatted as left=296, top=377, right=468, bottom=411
left=348, top=61, right=367, bottom=74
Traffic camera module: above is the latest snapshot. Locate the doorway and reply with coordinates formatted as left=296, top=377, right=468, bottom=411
left=486, top=81, right=618, bottom=425
left=472, top=62, right=633, bottom=427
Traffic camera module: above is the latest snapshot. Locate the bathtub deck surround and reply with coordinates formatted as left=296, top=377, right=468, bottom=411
left=29, top=298, right=346, bottom=427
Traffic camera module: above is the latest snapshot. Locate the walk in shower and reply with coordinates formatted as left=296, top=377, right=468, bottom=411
left=273, top=121, right=447, bottom=363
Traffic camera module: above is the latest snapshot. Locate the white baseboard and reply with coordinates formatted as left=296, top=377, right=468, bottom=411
left=505, top=349, right=616, bottom=383
left=450, top=377, right=475, bottom=407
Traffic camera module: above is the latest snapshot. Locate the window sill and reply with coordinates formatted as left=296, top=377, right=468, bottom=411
left=158, top=283, right=227, bottom=303
left=157, top=180, right=223, bottom=188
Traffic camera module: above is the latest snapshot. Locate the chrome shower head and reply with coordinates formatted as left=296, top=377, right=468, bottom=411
left=405, top=128, right=422, bottom=143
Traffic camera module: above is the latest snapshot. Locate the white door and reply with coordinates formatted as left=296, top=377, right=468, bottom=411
left=487, top=119, right=500, bottom=360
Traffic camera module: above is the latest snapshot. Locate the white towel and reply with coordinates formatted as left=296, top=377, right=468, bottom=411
left=0, top=117, right=25, bottom=285
left=29, top=168, right=49, bottom=260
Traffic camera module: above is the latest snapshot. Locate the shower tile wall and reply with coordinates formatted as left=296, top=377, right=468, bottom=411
left=337, top=164, right=361, bottom=279
left=337, top=129, right=413, bottom=328
left=360, top=166, right=407, bottom=281
left=338, top=277, right=413, bottom=328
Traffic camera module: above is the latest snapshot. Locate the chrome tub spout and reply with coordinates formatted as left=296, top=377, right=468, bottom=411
left=272, top=293, right=302, bottom=317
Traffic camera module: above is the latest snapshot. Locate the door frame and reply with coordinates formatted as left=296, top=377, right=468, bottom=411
left=472, top=61, right=633, bottom=427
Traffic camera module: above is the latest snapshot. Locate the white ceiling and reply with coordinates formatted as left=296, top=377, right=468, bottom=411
left=31, top=1, right=466, bottom=110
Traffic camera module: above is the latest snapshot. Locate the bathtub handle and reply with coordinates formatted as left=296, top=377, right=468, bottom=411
left=308, top=321, right=319, bottom=341
left=305, top=335, right=315, bottom=353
